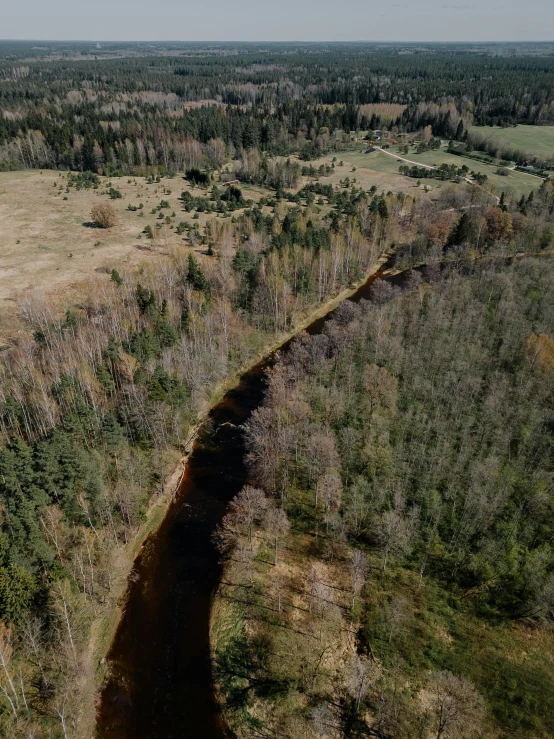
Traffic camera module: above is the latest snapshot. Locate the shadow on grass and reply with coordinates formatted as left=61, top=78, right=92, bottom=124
left=214, top=628, right=291, bottom=737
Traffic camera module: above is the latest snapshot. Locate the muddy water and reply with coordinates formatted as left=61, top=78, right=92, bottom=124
left=95, top=260, right=395, bottom=738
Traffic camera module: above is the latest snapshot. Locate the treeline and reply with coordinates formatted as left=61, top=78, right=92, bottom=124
left=0, top=103, right=363, bottom=175
left=460, top=128, right=554, bottom=168
left=393, top=176, right=554, bottom=271
left=399, top=162, right=472, bottom=181
left=398, top=160, right=491, bottom=185
left=0, top=187, right=413, bottom=736
left=1, top=44, right=554, bottom=173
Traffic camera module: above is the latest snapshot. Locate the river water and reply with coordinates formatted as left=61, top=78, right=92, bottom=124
left=95, top=260, right=395, bottom=738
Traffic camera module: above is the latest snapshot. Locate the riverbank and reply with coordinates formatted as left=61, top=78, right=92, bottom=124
left=89, top=245, right=552, bottom=735
left=87, top=251, right=392, bottom=737
left=209, top=252, right=554, bottom=739
left=208, top=255, right=399, bottom=737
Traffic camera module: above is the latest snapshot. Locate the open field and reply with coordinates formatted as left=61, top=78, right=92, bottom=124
left=473, top=124, right=554, bottom=160
left=406, top=147, right=541, bottom=196
left=304, top=150, right=448, bottom=195
left=362, top=144, right=541, bottom=198
left=0, top=171, right=184, bottom=339
left=0, top=145, right=521, bottom=344
left=0, top=170, right=271, bottom=341
left=0, top=162, right=440, bottom=342
left=330, top=148, right=467, bottom=192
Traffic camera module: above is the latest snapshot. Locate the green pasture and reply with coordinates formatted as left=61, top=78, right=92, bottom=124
left=351, top=145, right=541, bottom=199
left=473, top=125, right=554, bottom=160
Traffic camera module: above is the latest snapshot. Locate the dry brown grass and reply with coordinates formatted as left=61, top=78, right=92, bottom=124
left=0, top=171, right=168, bottom=338
left=0, top=171, right=268, bottom=342
left=0, top=163, right=415, bottom=344
left=359, top=103, right=407, bottom=122
left=212, top=527, right=363, bottom=738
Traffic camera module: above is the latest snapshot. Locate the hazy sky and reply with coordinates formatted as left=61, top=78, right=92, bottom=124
left=3, top=0, right=553, bottom=42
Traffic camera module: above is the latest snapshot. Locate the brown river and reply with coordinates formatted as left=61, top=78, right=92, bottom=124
left=95, top=258, right=399, bottom=738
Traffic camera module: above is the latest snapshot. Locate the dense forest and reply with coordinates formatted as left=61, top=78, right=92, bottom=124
left=213, top=180, right=554, bottom=738
left=1, top=42, right=554, bottom=174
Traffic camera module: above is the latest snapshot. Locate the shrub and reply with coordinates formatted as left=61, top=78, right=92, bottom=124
left=91, top=203, right=118, bottom=228
left=186, top=168, right=211, bottom=186
left=68, top=171, right=100, bottom=189
left=111, top=269, right=123, bottom=285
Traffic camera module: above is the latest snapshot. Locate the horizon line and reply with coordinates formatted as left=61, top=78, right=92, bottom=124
left=1, top=38, right=554, bottom=44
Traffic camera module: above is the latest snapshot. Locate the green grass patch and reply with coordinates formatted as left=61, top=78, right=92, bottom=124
left=402, top=147, right=539, bottom=198
left=362, top=569, right=554, bottom=739
left=473, top=125, right=554, bottom=160
left=337, top=149, right=447, bottom=190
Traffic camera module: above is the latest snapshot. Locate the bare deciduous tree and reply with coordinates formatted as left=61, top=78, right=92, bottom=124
left=383, top=596, right=407, bottom=642
left=56, top=701, right=70, bottom=739
left=0, top=624, right=18, bottom=717
left=369, top=279, right=401, bottom=306
left=376, top=507, right=417, bottom=573
left=362, top=363, right=398, bottom=416
left=306, top=432, right=339, bottom=486
left=344, top=654, right=381, bottom=712
left=420, top=670, right=485, bottom=739
left=50, top=580, right=80, bottom=664
left=315, top=469, right=342, bottom=512
left=244, top=406, right=283, bottom=491
left=312, top=703, right=334, bottom=738
left=308, top=566, right=337, bottom=625
left=272, top=574, right=286, bottom=614
left=263, top=505, right=290, bottom=565
left=21, top=618, right=46, bottom=685
left=350, top=549, right=367, bottom=609
left=215, top=485, right=267, bottom=555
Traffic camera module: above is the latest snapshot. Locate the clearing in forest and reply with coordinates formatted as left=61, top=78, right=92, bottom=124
left=0, top=170, right=266, bottom=340
left=0, top=162, right=435, bottom=341
left=473, top=124, right=554, bottom=160
left=345, top=145, right=541, bottom=198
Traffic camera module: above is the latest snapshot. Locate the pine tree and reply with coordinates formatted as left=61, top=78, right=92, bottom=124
left=186, top=254, right=210, bottom=298
left=447, top=213, right=471, bottom=246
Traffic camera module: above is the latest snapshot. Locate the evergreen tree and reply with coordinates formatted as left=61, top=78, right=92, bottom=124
left=186, top=254, right=210, bottom=298
left=447, top=213, right=472, bottom=246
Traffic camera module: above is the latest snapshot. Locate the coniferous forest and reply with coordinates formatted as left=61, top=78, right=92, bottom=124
left=2, top=42, right=554, bottom=174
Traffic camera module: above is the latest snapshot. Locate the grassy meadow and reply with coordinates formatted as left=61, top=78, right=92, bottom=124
left=359, top=145, right=541, bottom=198
left=0, top=140, right=544, bottom=342
left=0, top=170, right=270, bottom=340
left=473, top=124, right=554, bottom=160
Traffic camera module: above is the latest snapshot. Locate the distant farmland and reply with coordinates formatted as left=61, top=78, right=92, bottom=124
left=359, top=103, right=407, bottom=122
left=473, top=125, right=554, bottom=160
